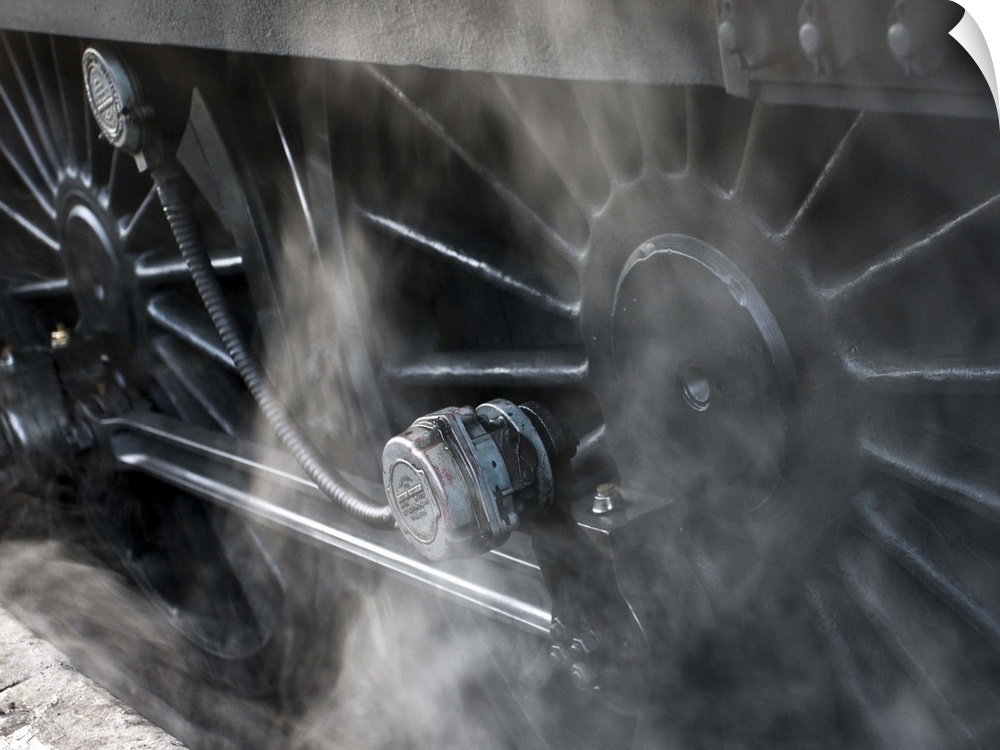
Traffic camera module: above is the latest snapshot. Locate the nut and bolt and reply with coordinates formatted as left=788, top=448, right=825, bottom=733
left=797, top=0, right=834, bottom=74
left=550, top=618, right=567, bottom=640
left=592, top=482, right=620, bottom=515
left=549, top=642, right=572, bottom=668
left=717, top=19, right=740, bottom=54
left=571, top=630, right=600, bottom=655
left=570, top=661, right=597, bottom=691
left=66, top=423, right=95, bottom=452
left=550, top=619, right=602, bottom=691
left=50, top=323, right=70, bottom=350
left=798, top=20, right=824, bottom=58
left=885, top=0, right=950, bottom=77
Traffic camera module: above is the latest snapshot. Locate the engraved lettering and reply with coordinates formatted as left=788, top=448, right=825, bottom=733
left=395, top=478, right=429, bottom=521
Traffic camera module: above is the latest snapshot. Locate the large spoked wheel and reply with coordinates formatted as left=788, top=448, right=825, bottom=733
left=0, top=33, right=328, bottom=700
left=2, top=31, right=999, bottom=747
left=267, top=62, right=999, bottom=746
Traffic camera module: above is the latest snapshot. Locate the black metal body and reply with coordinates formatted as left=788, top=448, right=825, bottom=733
left=0, top=0, right=991, bottom=116
left=0, top=3, right=998, bottom=748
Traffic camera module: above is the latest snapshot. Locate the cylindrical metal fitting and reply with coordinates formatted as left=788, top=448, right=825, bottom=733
left=592, top=483, right=620, bottom=515
left=382, top=399, right=561, bottom=561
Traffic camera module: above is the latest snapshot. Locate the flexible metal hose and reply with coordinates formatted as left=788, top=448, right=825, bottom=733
left=152, top=162, right=396, bottom=528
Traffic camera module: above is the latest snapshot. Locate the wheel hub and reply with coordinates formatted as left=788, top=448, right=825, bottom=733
left=609, top=233, right=796, bottom=514
left=57, top=182, right=136, bottom=356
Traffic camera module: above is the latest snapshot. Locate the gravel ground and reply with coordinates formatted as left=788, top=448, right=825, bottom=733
left=0, top=604, right=185, bottom=750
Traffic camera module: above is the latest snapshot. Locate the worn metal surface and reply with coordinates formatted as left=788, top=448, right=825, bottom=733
left=0, top=0, right=722, bottom=85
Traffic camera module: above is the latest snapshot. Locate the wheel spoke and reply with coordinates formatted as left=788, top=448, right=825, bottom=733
left=0, top=137, right=55, bottom=217
left=122, top=185, right=161, bottom=241
left=153, top=335, right=244, bottom=436
left=684, top=87, right=704, bottom=175
left=358, top=209, right=580, bottom=320
left=2, top=34, right=61, bottom=178
left=684, top=86, right=754, bottom=186
left=25, top=34, right=70, bottom=170
left=838, top=538, right=1000, bottom=744
left=0, top=195, right=58, bottom=250
left=805, top=579, right=921, bottom=749
left=177, top=89, right=296, bottom=369
left=731, top=99, right=765, bottom=199
left=0, top=67, right=56, bottom=191
left=625, top=83, right=688, bottom=175
left=384, top=346, right=589, bottom=388
left=151, top=362, right=223, bottom=432
left=860, top=425, right=1000, bottom=525
left=853, top=490, right=1000, bottom=652
left=266, top=90, right=319, bottom=251
left=9, top=275, right=69, bottom=299
left=49, top=36, right=80, bottom=170
left=364, top=65, right=584, bottom=270
left=782, top=112, right=867, bottom=240
left=493, top=75, right=611, bottom=215
left=105, top=146, right=122, bottom=208
left=823, top=192, right=1000, bottom=304
left=570, top=80, right=643, bottom=184
left=134, top=244, right=243, bottom=283
left=291, top=70, right=396, bottom=450
left=845, top=352, right=1000, bottom=393
left=147, top=292, right=235, bottom=372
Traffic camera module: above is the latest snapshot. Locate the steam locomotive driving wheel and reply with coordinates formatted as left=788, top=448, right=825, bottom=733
left=317, top=66, right=1000, bottom=745
left=0, top=34, right=325, bottom=702
left=0, top=28, right=998, bottom=749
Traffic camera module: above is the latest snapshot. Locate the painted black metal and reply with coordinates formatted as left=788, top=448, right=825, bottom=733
left=860, top=426, right=1000, bottom=525
left=1, top=21, right=1000, bottom=748
left=152, top=335, right=245, bottom=435
left=148, top=291, right=236, bottom=372
left=837, top=532, right=1000, bottom=744
left=0, top=347, right=73, bottom=485
left=358, top=209, right=581, bottom=320
left=133, top=244, right=244, bottom=284
left=0, top=0, right=991, bottom=118
left=0, top=0, right=722, bottom=85
left=855, top=489, right=1000, bottom=652
left=384, top=347, right=589, bottom=388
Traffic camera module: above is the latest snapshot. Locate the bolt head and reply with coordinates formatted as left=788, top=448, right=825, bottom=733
left=799, top=22, right=823, bottom=57
left=550, top=618, right=567, bottom=640
left=549, top=643, right=571, bottom=667
left=50, top=325, right=70, bottom=350
left=592, top=482, right=619, bottom=515
left=718, top=20, right=740, bottom=54
left=887, top=22, right=914, bottom=60
left=570, top=661, right=596, bottom=691
left=571, top=631, right=600, bottom=655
